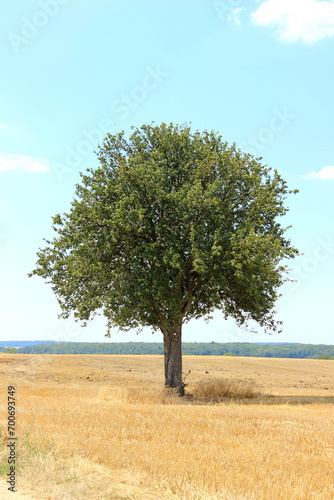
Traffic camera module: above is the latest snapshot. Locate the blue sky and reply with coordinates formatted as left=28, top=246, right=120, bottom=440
left=0, top=0, right=333, bottom=345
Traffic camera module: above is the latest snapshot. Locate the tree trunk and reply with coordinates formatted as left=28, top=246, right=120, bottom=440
left=163, top=321, right=184, bottom=396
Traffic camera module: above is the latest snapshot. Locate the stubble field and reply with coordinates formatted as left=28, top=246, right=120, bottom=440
left=0, top=353, right=333, bottom=500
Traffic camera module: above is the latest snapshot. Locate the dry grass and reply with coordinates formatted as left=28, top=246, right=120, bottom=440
left=191, top=378, right=258, bottom=402
left=0, top=354, right=334, bottom=500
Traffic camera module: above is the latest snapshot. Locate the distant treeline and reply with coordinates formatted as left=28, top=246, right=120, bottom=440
left=3, top=342, right=334, bottom=359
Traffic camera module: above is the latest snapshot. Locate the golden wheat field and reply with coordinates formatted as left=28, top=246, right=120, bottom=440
left=1, top=353, right=334, bottom=500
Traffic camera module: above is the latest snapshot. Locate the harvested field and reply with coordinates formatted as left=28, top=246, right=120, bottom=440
left=0, top=353, right=333, bottom=499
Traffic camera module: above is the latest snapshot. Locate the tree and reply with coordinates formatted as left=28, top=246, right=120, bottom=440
left=6, top=347, right=18, bottom=354
left=29, top=123, right=299, bottom=395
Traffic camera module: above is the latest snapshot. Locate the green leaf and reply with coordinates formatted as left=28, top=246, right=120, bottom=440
left=30, top=123, right=299, bottom=336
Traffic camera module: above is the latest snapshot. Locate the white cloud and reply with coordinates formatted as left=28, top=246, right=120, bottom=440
left=305, top=166, right=334, bottom=179
left=0, top=123, right=8, bottom=130
left=227, top=8, right=245, bottom=27
left=251, top=0, right=334, bottom=44
left=0, top=152, right=51, bottom=172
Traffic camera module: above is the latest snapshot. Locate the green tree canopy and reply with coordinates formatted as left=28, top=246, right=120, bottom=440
left=30, top=123, right=299, bottom=394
